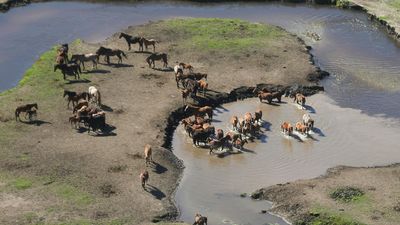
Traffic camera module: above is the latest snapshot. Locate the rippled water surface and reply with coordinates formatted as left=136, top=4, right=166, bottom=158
left=1, top=1, right=400, bottom=224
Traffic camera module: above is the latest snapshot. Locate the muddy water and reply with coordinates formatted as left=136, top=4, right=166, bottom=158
left=173, top=94, right=400, bottom=224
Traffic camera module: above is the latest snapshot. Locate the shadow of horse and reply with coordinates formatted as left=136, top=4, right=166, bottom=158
left=259, top=133, right=269, bottom=143
left=83, top=69, right=110, bottom=74
left=304, top=105, right=316, bottom=114
left=152, top=67, right=173, bottom=72
left=109, top=63, right=133, bottom=68
left=262, top=121, right=272, bottom=131
left=289, top=133, right=304, bottom=143
left=240, top=147, right=256, bottom=154
left=150, top=162, right=168, bottom=174
left=21, top=120, right=52, bottom=126
left=134, top=50, right=152, bottom=54
left=145, top=185, right=166, bottom=200
left=263, top=102, right=281, bottom=106
left=66, top=79, right=91, bottom=84
left=78, top=124, right=117, bottom=137
left=312, top=127, right=325, bottom=137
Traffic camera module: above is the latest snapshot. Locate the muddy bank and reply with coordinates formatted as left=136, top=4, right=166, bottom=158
left=251, top=164, right=400, bottom=224
left=0, top=0, right=29, bottom=11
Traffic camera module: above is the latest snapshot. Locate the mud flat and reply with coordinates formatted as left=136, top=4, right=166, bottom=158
left=0, top=18, right=323, bottom=224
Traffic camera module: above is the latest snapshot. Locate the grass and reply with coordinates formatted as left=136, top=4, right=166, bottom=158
left=295, top=207, right=365, bottom=225
left=12, top=177, right=33, bottom=190
left=329, top=186, right=364, bottom=203
left=51, top=183, right=93, bottom=205
left=165, top=18, right=285, bottom=51
left=387, top=0, right=400, bottom=10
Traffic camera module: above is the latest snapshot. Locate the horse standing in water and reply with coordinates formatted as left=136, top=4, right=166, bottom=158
left=119, top=32, right=143, bottom=51
left=15, top=103, right=38, bottom=121
left=96, top=46, right=127, bottom=64
left=146, top=53, right=168, bottom=68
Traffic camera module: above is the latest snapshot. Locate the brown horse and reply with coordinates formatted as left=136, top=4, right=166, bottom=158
left=139, top=170, right=149, bottom=189
left=230, top=116, right=238, bottom=130
left=56, top=44, right=69, bottom=64
left=141, top=37, right=158, bottom=52
left=258, top=90, right=283, bottom=104
left=197, top=80, right=208, bottom=96
left=63, top=90, right=89, bottom=108
left=119, top=32, right=143, bottom=51
left=184, top=105, right=213, bottom=120
left=69, top=115, right=80, bottom=129
left=281, top=122, right=293, bottom=135
left=193, top=213, right=208, bottom=225
left=295, top=122, right=309, bottom=135
left=244, top=112, right=253, bottom=124
left=179, top=62, right=194, bottom=73
left=96, top=46, right=127, bottom=64
left=54, top=63, right=81, bottom=80
left=144, top=144, right=153, bottom=166
left=15, top=103, right=38, bottom=121
left=293, top=93, right=306, bottom=106
left=181, top=89, right=191, bottom=105
left=73, top=100, right=89, bottom=114
left=146, top=53, right=168, bottom=68
left=254, top=109, right=262, bottom=123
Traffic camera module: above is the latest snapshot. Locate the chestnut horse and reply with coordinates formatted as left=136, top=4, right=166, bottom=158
left=144, top=144, right=153, bottom=166
left=197, top=80, right=208, bottom=96
left=15, top=103, right=38, bottom=121
left=179, top=62, right=194, bottom=73
left=139, top=170, right=149, bottom=189
left=184, top=105, right=213, bottom=120
left=293, top=93, right=306, bottom=106
left=281, top=122, right=293, bottom=135
left=295, top=121, right=309, bottom=135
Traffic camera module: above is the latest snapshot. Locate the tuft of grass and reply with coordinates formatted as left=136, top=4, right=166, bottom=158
left=51, top=183, right=93, bottom=205
left=13, top=177, right=33, bottom=190
left=336, top=0, right=350, bottom=8
left=165, top=18, right=284, bottom=51
left=295, top=207, right=365, bottom=225
left=330, top=186, right=364, bottom=203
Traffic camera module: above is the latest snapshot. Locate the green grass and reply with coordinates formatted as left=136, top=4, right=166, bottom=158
left=12, top=177, right=33, bottom=190
left=295, top=207, right=365, bottom=225
left=329, top=186, right=364, bottom=203
left=51, top=183, right=93, bottom=205
left=387, top=0, right=400, bottom=10
left=165, top=18, right=284, bottom=51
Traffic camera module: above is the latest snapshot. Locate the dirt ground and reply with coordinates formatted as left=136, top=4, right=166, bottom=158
left=252, top=164, right=400, bottom=225
left=0, top=18, right=317, bottom=224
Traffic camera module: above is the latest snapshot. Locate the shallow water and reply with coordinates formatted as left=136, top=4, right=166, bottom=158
left=1, top=1, right=400, bottom=224
left=173, top=94, right=400, bottom=224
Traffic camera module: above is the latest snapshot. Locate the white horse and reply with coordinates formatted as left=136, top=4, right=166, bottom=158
left=174, top=64, right=183, bottom=75
left=88, top=86, right=101, bottom=106
left=302, top=113, right=314, bottom=129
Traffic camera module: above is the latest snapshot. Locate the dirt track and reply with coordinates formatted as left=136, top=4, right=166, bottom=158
left=0, top=18, right=319, bottom=224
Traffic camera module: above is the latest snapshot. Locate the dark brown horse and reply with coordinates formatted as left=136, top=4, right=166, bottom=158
left=293, top=93, right=306, bottom=106
left=54, top=63, right=81, bottom=80
left=193, top=213, right=208, bottom=225
left=96, top=46, right=127, bottom=64
left=56, top=43, right=69, bottom=64
left=184, top=105, right=213, bottom=120
left=63, top=90, right=89, bottom=108
left=15, top=103, right=38, bottom=121
left=258, top=89, right=284, bottom=104
left=119, top=32, right=143, bottom=51
left=146, top=53, right=168, bottom=68
left=139, top=170, right=149, bottom=189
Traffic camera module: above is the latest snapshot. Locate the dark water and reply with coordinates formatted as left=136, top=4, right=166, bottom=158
left=1, top=1, right=400, bottom=224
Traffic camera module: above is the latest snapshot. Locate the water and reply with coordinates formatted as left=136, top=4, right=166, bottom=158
left=1, top=1, right=400, bottom=224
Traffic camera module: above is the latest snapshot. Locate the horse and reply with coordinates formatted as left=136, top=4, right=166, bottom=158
left=15, top=103, right=38, bottom=121
left=197, top=80, right=208, bottom=96
left=244, top=112, right=253, bottom=124
left=69, top=115, right=80, bottom=129
left=146, top=53, right=168, bottom=68
left=184, top=105, right=213, bottom=120
left=230, top=116, right=238, bottom=130
left=179, top=62, right=194, bottom=73
left=139, top=170, right=149, bottom=189
left=281, top=122, right=293, bottom=135
left=56, top=44, right=69, bottom=64
left=96, top=46, right=127, bottom=64
left=119, top=32, right=143, bottom=51
left=88, top=86, right=101, bottom=106
left=54, top=63, right=81, bottom=80
left=208, top=136, right=228, bottom=154
left=70, top=53, right=98, bottom=70
left=144, top=144, right=153, bottom=166
left=25, top=109, right=37, bottom=121
left=254, top=109, right=262, bottom=123
left=174, top=64, right=184, bottom=87
left=181, top=89, right=191, bottom=105
left=63, top=90, right=89, bottom=108
left=73, top=100, right=89, bottom=114
left=193, top=213, right=208, bottom=225
left=141, top=37, right=158, bottom=52
left=302, top=113, right=314, bottom=129
left=295, top=122, right=309, bottom=135
left=258, top=90, right=284, bottom=104
left=293, top=93, right=306, bottom=106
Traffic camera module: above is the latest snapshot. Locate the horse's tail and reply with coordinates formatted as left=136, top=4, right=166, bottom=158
left=97, top=91, right=102, bottom=105
left=121, top=51, right=127, bottom=59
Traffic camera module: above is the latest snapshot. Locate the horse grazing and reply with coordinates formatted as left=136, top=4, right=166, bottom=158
left=146, top=53, right=168, bottom=68
left=184, top=105, right=213, bottom=120
left=281, top=122, right=293, bottom=135
left=15, top=103, right=38, bottom=121
left=193, top=214, right=208, bottom=225
left=141, top=37, right=158, bottom=52
left=295, top=122, right=309, bottom=135
left=139, top=170, right=149, bottom=189
left=96, top=46, right=127, bottom=64
left=144, top=144, right=153, bottom=166
left=119, top=32, right=143, bottom=51
left=70, top=54, right=98, bottom=70
left=63, top=90, right=89, bottom=108
left=302, top=113, right=314, bottom=129
left=88, top=86, right=102, bottom=106
left=293, top=93, right=306, bottom=106
left=54, top=63, right=81, bottom=80
left=197, top=80, right=208, bottom=96
left=179, top=62, right=194, bottom=73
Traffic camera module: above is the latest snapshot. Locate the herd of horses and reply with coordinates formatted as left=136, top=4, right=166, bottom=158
left=11, top=30, right=317, bottom=225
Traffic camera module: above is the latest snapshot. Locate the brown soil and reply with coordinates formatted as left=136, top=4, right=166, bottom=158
left=0, top=19, right=317, bottom=224
left=252, top=164, right=400, bottom=225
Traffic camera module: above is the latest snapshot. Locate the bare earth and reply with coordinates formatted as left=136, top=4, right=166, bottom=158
left=0, top=19, right=317, bottom=224
left=252, top=165, right=400, bottom=225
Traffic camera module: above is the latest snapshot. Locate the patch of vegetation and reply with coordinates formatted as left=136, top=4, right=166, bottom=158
left=330, top=186, right=364, bottom=202
left=388, top=0, right=400, bottom=10
left=295, top=207, right=365, bottom=225
left=336, top=0, right=350, bottom=8
left=12, top=177, right=33, bottom=190
left=165, top=18, right=285, bottom=51
left=51, top=183, right=93, bottom=205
